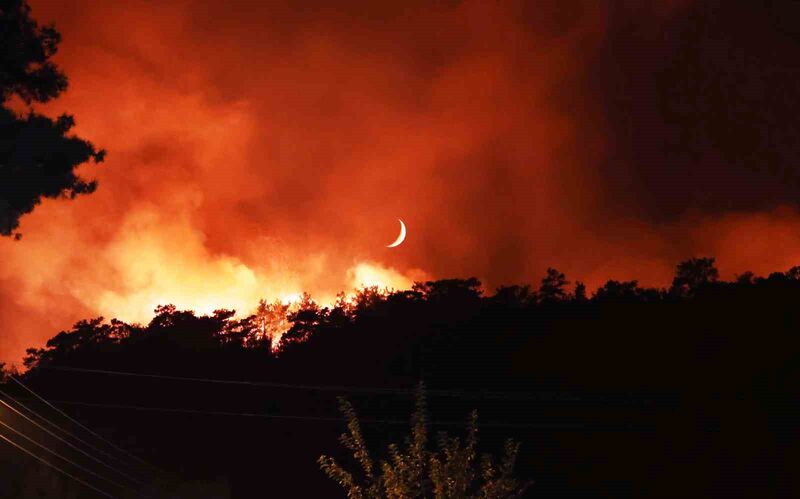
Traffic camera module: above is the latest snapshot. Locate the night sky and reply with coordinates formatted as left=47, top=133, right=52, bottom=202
left=2, top=0, right=800, bottom=363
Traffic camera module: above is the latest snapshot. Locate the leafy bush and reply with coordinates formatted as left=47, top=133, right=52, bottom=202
left=319, top=384, right=531, bottom=498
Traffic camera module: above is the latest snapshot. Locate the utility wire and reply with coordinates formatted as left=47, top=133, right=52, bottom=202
left=0, top=393, right=147, bottom=487
left=0, top=385, right=136, bottom=470
left=37, top=365, right=410, bottom=394
left=39, top=399, right=589, bottom=430
left=0, top=431, right=117, bottom=499
left=9, top=375, right=165, bottom=476
left=35, top=365, right=625, bottom=402
left=0, top=418, right=134, bottom=493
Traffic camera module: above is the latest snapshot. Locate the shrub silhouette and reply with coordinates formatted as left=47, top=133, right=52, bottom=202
left=319, top=384, right=531, bottom=499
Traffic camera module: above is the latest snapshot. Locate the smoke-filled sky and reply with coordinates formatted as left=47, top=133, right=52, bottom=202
left=2, top=0, right=800, bottom=364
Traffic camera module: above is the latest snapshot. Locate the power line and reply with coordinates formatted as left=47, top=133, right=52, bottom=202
left=1, top=384, right=132, bottom=469
left=0, top=431, right=117, bottom=499
left=0, top=418, right=133, bottom=494
left=9, top=375, right=165, bottom=477
left=34, top=366, right=618, bottom=402
left=0, top=392, right=147, bottom=488
left=37, top=365, right=410, bottom=394
left=40, top=399, right=589, bottom=430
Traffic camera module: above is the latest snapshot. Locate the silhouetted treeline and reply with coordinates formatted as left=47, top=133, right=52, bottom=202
left=7, top=257, right=800, bottom=498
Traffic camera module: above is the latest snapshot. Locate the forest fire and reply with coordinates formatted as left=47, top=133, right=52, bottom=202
left=2, top=1, right=800, bottom=497
left=1, top=0, right=800, bottom=366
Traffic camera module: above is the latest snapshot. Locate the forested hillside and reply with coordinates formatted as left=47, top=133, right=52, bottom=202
left=4, top=258, right=798, bottom=497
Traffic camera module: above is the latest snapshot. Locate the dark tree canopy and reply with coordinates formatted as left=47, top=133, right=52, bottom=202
left=0, top=0, right=66, bottom=104
left=10, top=258, right=800, bottom=499
left=573, top=280, right=587, bottom=302
left=538, top=267, right=569, bottom=302
left=670, top=256, right=719, bottom=296
left=13, top=258, right=800, bottom=498
left=0, top=0, right=104, bottom=237
left=491, top=284, right=535, bottom=308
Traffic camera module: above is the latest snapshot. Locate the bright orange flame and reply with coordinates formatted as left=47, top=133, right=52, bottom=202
left=346, top=262, right=428, bottom=292
left=279, top=293, right=304, bottom=306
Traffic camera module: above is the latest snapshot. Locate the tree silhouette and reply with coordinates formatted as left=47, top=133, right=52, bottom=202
left=0, top=0, right=66, bottom=104
left=594, top=280, right=642, bottom=303
left=0, top=0, right=104, bottom=237
left=253, top=298, right=289, bottom=347
left=279, top=293, right=324, bottom=348
left=670, top=257, right=719, bottom=297
left=491, top=285, right=535, bottom=308
left=351, top=286, right=390, bottom=316
left=573, top=281, right=587, bottom=302
left=538, top=268, right=568, bottom=303
left=412, top=278, right=482, bottom=304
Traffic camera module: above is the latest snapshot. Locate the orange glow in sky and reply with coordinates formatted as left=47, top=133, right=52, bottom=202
left=2, top=0, right=800, bottom=364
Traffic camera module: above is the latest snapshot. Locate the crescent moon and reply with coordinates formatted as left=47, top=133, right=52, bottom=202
left=387, top=219, right=407, bottom=248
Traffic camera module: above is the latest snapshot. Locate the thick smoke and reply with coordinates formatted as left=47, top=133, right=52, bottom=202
left=1, top=0, right=799, bottom=364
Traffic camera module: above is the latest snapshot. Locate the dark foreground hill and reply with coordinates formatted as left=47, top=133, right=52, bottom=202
left=2, top=258, right=798, bottom=498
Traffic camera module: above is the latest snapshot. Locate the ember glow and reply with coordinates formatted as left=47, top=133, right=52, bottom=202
left=1, top=0, right=800, bottom=363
